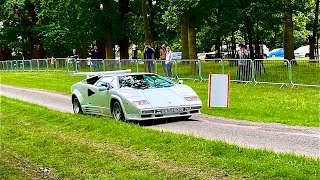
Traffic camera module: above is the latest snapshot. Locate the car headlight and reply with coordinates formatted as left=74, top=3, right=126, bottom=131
left=184, top=96, right=200, bottom=101
left=132, top=100, right=149, bottom=106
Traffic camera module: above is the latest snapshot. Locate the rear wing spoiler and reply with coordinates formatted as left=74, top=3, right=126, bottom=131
left=73, top=69, right=132, bottom=78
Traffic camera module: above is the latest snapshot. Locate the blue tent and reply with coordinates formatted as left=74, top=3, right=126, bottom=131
left=269, top=48, right=284, bottom=58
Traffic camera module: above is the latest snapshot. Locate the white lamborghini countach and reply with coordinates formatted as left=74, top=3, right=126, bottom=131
left=71, top=70, right=202, bottom=121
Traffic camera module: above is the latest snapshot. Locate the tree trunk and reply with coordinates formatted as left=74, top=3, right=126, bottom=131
left=119, top=37, right=129, bottom=60
left=181, top=15, right=189, bottom=60
left=216, top=6, right=221, bottom=59
left=147, top=0, right=156, bottom=44
left=142, top=0, right=150, bottom=45
left=188, top=15, right=197, bottom=73
left=240, top=0, right=253, bottom=60
left=0, top=47, right=3, bottom=61
left=96, top=41, right=106, bottom=59
left=119, top=0, right=130, bottom=59
left=30, top=34, right=46, bottom=59
left=105, top=26, right=114, bottom=59
left=283, top=0, right=295, bottom=61
left=309, top=0, right=319, bottom=60
left=231, top=32, right=236, bottom=58
left=12, top=3, right=45, bottom=59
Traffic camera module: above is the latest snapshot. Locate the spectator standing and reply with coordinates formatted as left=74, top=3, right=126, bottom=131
left=165, top=46, right=173, bottom=78
left=71, top=49, right=79, bottom=72
left=160, top=44, right=167, bottom=76
left=132, top=44, right=138, bottom=59
left=90, top=45, right=100, bottom=71
left=144, top=45, right=154, bottom=73
left=236, top=44, right=249, bottom=82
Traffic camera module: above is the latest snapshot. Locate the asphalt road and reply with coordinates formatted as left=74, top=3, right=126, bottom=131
left=1, top=84, right=319, bottom=158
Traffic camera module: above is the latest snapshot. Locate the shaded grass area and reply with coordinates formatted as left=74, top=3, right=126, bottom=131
left=0, top=72, right=319, bottom=127
left=1, top=96, right=319, bottom=179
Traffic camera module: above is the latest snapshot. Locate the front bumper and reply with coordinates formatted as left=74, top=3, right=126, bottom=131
left=125, top=106, right=202, bottom=121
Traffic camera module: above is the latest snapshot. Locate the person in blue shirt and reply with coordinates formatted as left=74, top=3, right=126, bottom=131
left=144, top=45, right=155, bottom=73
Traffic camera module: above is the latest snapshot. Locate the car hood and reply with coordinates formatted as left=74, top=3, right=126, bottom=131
left=140, top=88, right=188, bottom=108
left=118, top=85, right=198, bottom=108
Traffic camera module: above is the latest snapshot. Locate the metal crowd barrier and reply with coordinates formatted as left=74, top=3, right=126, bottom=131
left=223, top=59, right=253, bottom=83
left=200, top=59, right=223, bottom=80
left=253, top=59, right=291, bottom=87
left=291, top=59, right=320, bottom=88
left=0, top=58, right=319, bottom=88
left=174, top=59, right=201, bottom=81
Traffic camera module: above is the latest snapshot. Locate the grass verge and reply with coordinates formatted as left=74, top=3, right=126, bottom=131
left=0, top=72, right=319, bottom=127
left=0, top=96, right=319, bottom=179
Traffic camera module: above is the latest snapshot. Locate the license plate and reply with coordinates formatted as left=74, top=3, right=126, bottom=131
left=163, top=108, right=184, bottom=113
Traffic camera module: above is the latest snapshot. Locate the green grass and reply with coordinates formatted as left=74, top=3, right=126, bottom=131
left=0, top=96, right=319, bottom=179
left=0, top=72, right=319, bottom=127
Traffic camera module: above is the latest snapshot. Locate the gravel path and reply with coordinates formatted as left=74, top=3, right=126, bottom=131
left=1, top=84, right=319, bottom=158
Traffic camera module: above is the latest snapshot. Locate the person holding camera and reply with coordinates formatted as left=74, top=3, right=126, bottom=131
left=90, top=45, right=100, bottom=71
left=144, top=45, right=155, bottom=73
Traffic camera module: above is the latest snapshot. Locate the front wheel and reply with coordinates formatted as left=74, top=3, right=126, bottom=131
left=72, top=97, right=83, bottom=114
left=112, top=101, right=125, bottom=121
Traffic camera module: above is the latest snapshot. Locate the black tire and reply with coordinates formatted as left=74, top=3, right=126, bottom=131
left=177, top=116, right=192, bottom=121
left=72, top=97, right=83, bottom=114
left=112, top=101, right=125, bottom=121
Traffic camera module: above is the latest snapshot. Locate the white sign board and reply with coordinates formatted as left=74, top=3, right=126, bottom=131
left=208, top=73, right=230, bottom=108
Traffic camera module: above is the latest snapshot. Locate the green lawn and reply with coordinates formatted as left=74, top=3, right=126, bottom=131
left=0, top=72, right=319, bottom=127
left=1, top=96, right=319, bottom=179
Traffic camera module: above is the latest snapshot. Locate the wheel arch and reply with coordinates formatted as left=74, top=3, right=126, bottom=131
left=110, top=95, right=127, bottom=116
left=72, top=89, right=85, bottom=105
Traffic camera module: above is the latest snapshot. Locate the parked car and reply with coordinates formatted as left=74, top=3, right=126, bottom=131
left=197, top=53, right=206, bottom=60
left=294, top=45, right=310, bottom=58
left=71, top=70, right=202, bottom=121
left=172, top=52, right=182, bottom=60
left=269, top=48, right=284, bottom=58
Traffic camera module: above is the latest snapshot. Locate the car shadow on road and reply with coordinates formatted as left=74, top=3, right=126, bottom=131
left=128, top=117, right=197, bottom=127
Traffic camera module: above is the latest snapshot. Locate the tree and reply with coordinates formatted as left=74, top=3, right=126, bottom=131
left=8, top=0, right=46, bottom=59
left=309, top=0, right=319, bottom=59
left=283, top=0, right=295, bottom=60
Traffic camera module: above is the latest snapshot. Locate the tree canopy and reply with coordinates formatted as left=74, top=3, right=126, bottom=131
left=0, top=0, right=319, bottom=60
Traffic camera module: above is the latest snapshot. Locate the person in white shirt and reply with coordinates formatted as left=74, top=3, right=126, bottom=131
left=165, top=46, right=173, bottom=77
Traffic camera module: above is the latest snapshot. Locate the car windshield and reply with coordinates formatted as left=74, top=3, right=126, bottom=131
left=119, top=74, right=174, bottom=89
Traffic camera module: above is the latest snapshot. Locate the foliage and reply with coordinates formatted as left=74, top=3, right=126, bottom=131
left=0, top=0, right=318, bottom=59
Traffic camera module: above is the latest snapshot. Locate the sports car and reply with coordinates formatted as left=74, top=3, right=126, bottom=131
left=71, top=70, right=202, bottom=121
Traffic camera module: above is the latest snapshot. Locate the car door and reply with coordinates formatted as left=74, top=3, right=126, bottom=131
left=88, top=76, right=116, bottom=115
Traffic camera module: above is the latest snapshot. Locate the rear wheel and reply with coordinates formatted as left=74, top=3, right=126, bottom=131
left=112, top=101, right=124, bottom=121
left=72, top=97, right=83, bottom=114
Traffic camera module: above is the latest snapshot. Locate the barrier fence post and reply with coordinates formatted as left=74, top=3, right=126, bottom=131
left=288, top=60, right=292, bottom=84
left=196, top=60, right=203, bottom=81
left=221, top=59, right=225, bottom=74
left=251, top=59, right=255, bottom=83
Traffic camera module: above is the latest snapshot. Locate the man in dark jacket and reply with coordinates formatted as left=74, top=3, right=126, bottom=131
left=144, top=45, right=154, bottom=73
left=90, top=45, right=100, bottom=71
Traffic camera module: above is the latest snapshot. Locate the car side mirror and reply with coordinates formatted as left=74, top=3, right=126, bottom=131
left=178, top=80, right=183, bottom=84
left=98, top=86, right=108, bottom=91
